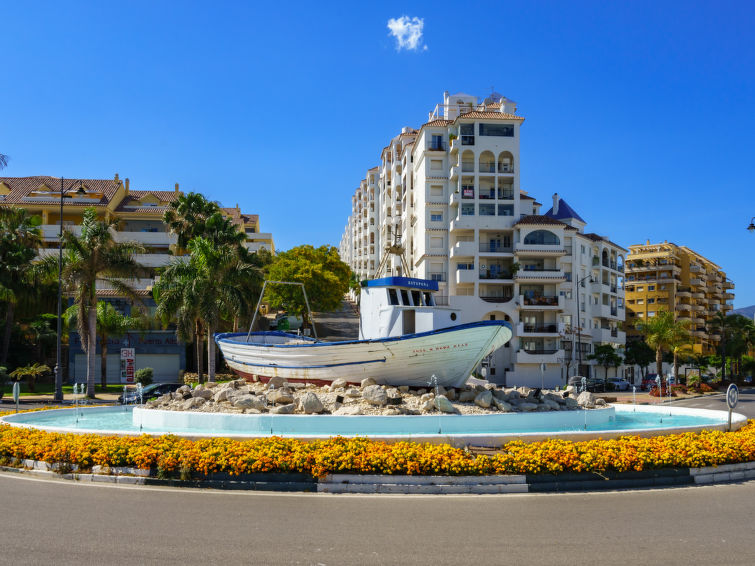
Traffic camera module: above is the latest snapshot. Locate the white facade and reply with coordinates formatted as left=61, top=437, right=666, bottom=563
left=340, top=92, right=626, bottom=388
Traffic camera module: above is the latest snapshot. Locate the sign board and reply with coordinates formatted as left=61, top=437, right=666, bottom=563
left=120, top=348, right=135, bottom=383
left=726, top=384, right=739, bottom=410
left=12, top=382, right=20, bottom=403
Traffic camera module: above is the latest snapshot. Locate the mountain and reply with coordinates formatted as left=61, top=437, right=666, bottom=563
left=732, top=305, right=755, bottom=319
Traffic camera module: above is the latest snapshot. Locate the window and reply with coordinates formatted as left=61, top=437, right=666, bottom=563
left=430, top=159, right=442, bottom=170
left=456, top=263, right=474, bottom=270
left=648, top=285, right=655, bottom=291
left=523, top=230, right=560, bottom=245
left=637, top=299, right=644, bottom=304
left=648, top=311, right=656, bottom=317
left=479, top=123, right=514, bottom=137
left=460, top=124, right=474, bottom=145
left=430, top=211, right=442, bottom=222
left=430, top=185, right=443, bottom=197
left=388, top=289, right=399, bottom=305
left=430, top=135, right=444, bottom=151
left=497, top=204, right=513, bottom=216
left=400, top=289, right=410, bottom=305
left=461, top=203, right=475, bottom=216
left=648, top=298, right=655, bottom=304
left=480, top=204, right=495, bottom=216
left=430, top=237, right=443, bottom=249
left=637, top=286, right=644, bottom=292
left=581, top=245, right=586, bottom=254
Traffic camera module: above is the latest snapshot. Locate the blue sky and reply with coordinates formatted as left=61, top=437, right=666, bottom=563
left=3, top=1, right=755, bottom=306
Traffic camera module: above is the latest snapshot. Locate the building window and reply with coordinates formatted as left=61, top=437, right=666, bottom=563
left=480, top=204, right=495, bottom=216
left=430, top=135, right=444, bottom=151
left=497, top=204, right=513, bottom=216
left=460, top=123, right=474, bottom=145
left=648, top=311, right=656, bottom=317
left=637, top=286, right=644, bottom=292
left=430, top=159, right=443, bottom=170
left=430, top=185, right=443, bottom=197
left=648, top=285, right=655, bottom=291
left=523, top=230, right=560, bottom=245
left=637, top=299, right=644, bottom=304
left=430, top=211, right=443, bottom=222
left=648, top=298, right=655, bottom=304
left=461, top=203, right=475, bottom=216
left=479, top=123, right=514, bottom=137
left=430, top=237, right=443, bottom=249
left=456, top=263, right=474, bottom=270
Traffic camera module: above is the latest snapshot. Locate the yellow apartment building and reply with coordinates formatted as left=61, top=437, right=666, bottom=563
left=625, top=241, right=734, bottom=354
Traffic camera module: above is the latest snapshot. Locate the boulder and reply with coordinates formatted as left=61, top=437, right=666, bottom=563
left=385, top=387, right=401, bottom=398
left=382, top=408, right=401, bottom=416
left=267, top=376, right=286, bottom=389
left=474, top=390, right=493, bottom=409
left=541, top=398, right=561, bottom=411
left=329, top=378, right=348, bottom=391
left=506, top=389, right=521, bottom=400
left=565, top=385, right=576, bottom=395
left=182, top=397, right=205, bottom=410
left=213, top=389, right=231, bottom=403
left=492, top=398, right=512, bottom=412
left=595, top=398, right=607, bottom=406
left=518, top=402, right=538, bottom=412
left=360, top=377, right=377, bottom=388
left=233, top=394, right=266, bottom=411
left=271, top=403, right=295, bottom=414
left=433, top=395, right=456, bottom=414
left=343, top=388, right=362, bottom=398
left=288, top=382, right=306, bottom=389
left=398, top=386, right=410, bottom=393
left=299, top=392, right=324, bottom=414
left=203, top=381, right=218, bottom=389
left=564, top=397, right=579, bottom=409
left=420, top=399, right=435, bottom=412
left=362, top=385, right=388, bottom=406
left=577, top=391, right=596, bottom=409
left=192, top=388, right=213, bottom=400
left=445, top=388, right=457, bottom=401
left=420, top=392, right=435, bottom=402
left=458, top=390, right=477, bottom=403
left=267, top=388, right=294, bottom=405
left=491, top=389, right=508, bottom=401
left=334, top=405, right=362, bottom=416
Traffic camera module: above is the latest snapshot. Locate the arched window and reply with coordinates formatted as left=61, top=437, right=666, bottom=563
left=461, top=150, right=475, bottom=172
left=498, top=151, right=514, bottom=173
left=523, top=230, right=560, bottom=245
left=478, top=151, right=496, bottom=173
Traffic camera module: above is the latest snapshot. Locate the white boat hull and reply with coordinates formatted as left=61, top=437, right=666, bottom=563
left=215, top=321, right=512, bottom=389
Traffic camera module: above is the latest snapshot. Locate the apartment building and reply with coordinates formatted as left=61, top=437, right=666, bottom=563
left=340, top=91, right=626, bottom=387
left=625, top=241, right=735, bottom=354
left=0, top=174, right=274, bottom=381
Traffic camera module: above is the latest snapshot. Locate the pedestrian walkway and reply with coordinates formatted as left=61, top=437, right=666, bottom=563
left=312, top=298, right=359, bottom=342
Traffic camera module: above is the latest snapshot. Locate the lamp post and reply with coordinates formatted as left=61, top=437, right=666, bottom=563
left=575, top=273, right=594, bottom=376
left=747, top=217, right=755, bottom=232
left=54, top=178, right=86, bottom=402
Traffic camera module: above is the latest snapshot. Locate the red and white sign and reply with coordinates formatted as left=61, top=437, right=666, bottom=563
left=120, top=348, right=135, bottom=383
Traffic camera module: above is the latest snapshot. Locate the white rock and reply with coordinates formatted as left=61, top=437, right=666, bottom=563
left=420, top=393, right=435, bottom=403
left=233, top=394, right=266, bottom=411
left=398, top=386, right=410, bottom=393
left=329, top=378, right=348, bottom=391
left=420, top=399, right=435, bottom=412
left=474, top=390, right=493, bottom=409
left=458, top=390, right=477, bottom=403
left=518, top=402, right=538, bottom=412
left=299, top=392, right=324, bottom=414
left=433, top=395, right=456, bottom=414
left=267, top=376, right=286, bottom=389
left=343, top=388, right=361, bottom=398
left=595, top=398, right=607, bottom=406
left=334, top=405, right=362, bottom=416
left=267, top=388, right=294, bottom=405
left=362, top=385, right=388, bottom=406
left=192, top=388, right=213, bottom=400
left=271, top=403, right=295, bottom=414
left=577, top=391, right=596, bottom=409
left=492, top=398, right=512, bottom=412
left=360, top=377, right=377, bottom=388
left=213, top=389, right=231, bottom=403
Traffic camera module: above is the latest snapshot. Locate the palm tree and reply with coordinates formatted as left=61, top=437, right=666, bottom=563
left=49, top=208, right=145, bottom=397
left=0, top=154, right=8, bottom=170
left=154, top=236, right=261, bottom=382
left=9, top=362, right=51, bottom=393
left=710, top=312, right=734, bottom=380
left=163, top=192, right=222, bottom=251
left=64, top=302, right=141, bottom=387
left=0, top=207, right=42, bottom=365
left=634, top=310, right=690, bottom=379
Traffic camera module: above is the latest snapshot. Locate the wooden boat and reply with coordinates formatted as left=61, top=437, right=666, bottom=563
left=215, top=277, right=512, bottom=388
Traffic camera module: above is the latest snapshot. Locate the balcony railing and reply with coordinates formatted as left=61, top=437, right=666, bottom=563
left=479, top=271, right=512, bottom=280
left=428, top=272, right=447, bottom=282
left=498, top=165, right=514, bottom=173
left=523, top=324, right=560, bottom=333
left=524, top=349, right=558, bottom=355
left=497, top=189, right=514, bottom=199
left=461, top=162, right=475, bottom=172
left=478, top=190, right=496, bottom=200
left=479, top=243, right=513, bottom=253
left=523, top=295, right=559, bottom=306
left=427, top=142, right=446, bottom=151
left=480, top=296, right=514, bottom=303
left=461, top=135, right=475, bottom=145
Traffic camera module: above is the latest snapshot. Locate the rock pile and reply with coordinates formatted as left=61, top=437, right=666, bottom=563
left=144, top=379, right=604, bottom=416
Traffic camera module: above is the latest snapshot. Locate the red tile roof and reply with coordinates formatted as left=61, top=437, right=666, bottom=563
left=514, top=215, right=569, bottom=227
left=0, top=176, right=121, bottom=206
left=456, top=111, right=524, bottom=121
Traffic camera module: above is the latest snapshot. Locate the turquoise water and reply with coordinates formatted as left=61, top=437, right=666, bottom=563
left=2, top=405, right=731, bottom=437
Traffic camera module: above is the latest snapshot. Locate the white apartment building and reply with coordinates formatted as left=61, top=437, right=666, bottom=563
left=340, top=92, right=626, bottom=388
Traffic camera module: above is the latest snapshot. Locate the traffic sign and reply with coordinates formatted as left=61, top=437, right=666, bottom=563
left=726, top=384, right=739, bottom=409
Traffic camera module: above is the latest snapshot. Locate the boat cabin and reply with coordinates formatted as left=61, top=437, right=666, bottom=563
left=359, top=277, right=460, bottom=339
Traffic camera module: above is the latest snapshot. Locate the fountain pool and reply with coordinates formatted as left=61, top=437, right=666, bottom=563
left=0, top=404, right=746, bottom=446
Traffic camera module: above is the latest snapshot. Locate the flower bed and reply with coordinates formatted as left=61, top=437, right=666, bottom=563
left=1, top=409, right=754, bottom=478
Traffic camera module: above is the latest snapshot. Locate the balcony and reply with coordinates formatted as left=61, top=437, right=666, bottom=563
left=449, top=216, right=478, bottom=232
left=450, top=240, right=477, bottom=258
left=676, top=287, right=692, bottom=297
left=592, top=327, right=625, bottom=343
left=450, top=138, right=460, bottom=154
left=479, top=269, right=512, bottom=281
left=450, top=165, right=459, bottom=181
left=724, top=292, right=735, bottom=300
left=427, top=142, right=446, bottom=152
left=133, top=253, right=175, bottom=268
left=479, top=162, right=497, bottom=174
left=520, top=294, right=563, bottom=309
left=480, top=295, right=514, bottom=304
left=514, top=242, right=567, bottom=256
left=40, top=224, right=83, bottom=241
left=427, top=272, right=447, bottom=282
left=497, top=189, right=514, bottom=200
left=676, top=303, right=692, bottom=312
left=449, top=190, right=461, bottom=207
left=691, top=292, right=705, bottom=299
left=479, top=242, right=513, bottom=254
left=498, top=164, right=515, bottom=175
left=517, top=322, right=564, bottom=336
left=515, top=268, right=565, bottom=283
left=599, top=304, right=619, bottom=319
left=690, top=277, right=704, bottom=286
left=455, top=269, right=476, bottom=285
left=461, top=135, right=475, bottom=146
left=516, top=349, right=564, bottom=364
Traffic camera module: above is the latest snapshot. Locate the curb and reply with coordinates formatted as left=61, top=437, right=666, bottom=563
left=2, top=460, right=755, bottom=494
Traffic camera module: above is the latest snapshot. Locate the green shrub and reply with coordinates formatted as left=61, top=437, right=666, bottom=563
left=134, top=367, right=153, bottom=386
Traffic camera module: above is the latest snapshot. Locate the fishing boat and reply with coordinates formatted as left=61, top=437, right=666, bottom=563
left=215, top=277, right=512, bottom=388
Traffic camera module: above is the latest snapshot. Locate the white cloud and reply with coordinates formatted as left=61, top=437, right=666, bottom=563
left=387, top=16, right=427, bottom=52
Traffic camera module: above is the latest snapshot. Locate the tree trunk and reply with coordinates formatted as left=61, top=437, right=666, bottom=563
left=1, top=301, right=14, bottom=365
left=86, top=305, right=97, bottom=398
left=673, top=351, right=678, bottom=382
left=656, top=347, right=663, bottom=379
left=101, top=332, right=108, bottom=388
left=207, top=322, right=216, bottom=382
left=195, top=321, right=204, bottom=384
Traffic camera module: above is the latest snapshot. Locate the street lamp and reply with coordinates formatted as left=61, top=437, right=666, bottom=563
left=54, top=178, right=86, bottom=402
left=747, top=217, right=755, bottom=232
left=575, top=273, right=594, bottom=375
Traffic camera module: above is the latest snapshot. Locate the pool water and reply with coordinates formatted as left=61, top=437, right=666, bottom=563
left=0, top=404, right=738, bottom=439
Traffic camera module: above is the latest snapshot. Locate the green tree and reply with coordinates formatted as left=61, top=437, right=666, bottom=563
left=710, top=312, right=735, bottom=381
left=9, top=362, right=51, bottom=393
left=634, top=310, right=690, bottom=379
left=726, top=314, right=755, bottom=380
left=0, top=153, right=8, bottom=169
left=64, top=302, right=142, bottom=387
left=587, top=343, right=623, bottom=383
left=154, top=237, right=261, bottom=382
left=669, top=319, right=693, bottom=381
left=46, top=208, right=145, bottom=397
left=163, top=192, right=221, bottom=251
left=0, top=207, right=42, bottom=365
left=265, top=245, right=350, bottom=326
left=623, top=339, right=655, bottom=380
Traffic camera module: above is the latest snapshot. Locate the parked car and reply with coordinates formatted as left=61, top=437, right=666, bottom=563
left=608, top=377, right=630, bottom=391
left=118, top=382, right=183, bottom=404
left=641, top=374, right=659, bottom=391
left=270, top=313, right=303, bottom=331
left=567, top=376, right=589, bottom=388
left=585, top=378, right=606, bottom=393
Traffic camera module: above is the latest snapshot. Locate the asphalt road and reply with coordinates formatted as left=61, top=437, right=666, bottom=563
left=672, top=388, right=755, bottom=418
left=1, top=473, right=754, bottom=565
